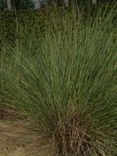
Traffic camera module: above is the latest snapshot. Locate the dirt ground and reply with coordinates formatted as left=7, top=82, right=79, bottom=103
left=0, top=110, right=52, bottom=156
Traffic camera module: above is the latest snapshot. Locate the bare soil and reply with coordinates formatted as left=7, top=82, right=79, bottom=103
left=0, top=109, right=52, bottom=156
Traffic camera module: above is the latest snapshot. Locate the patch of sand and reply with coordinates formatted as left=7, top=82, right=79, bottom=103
left=0, top=120, right=52, bottom=156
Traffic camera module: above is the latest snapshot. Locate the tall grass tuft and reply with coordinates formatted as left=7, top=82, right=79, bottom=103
left=0, top=5, right=117, bottom=156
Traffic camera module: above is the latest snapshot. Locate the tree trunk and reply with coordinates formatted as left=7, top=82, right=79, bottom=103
left=92, top=0, right=97, bottom=4
left=63, top=0, right=69, bottom=7
left=33, top=0, right=41, bottom=9
left=7, top=0, right=12, bottom=10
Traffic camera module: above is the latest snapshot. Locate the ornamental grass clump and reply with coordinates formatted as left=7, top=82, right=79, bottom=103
left=0, top=5, right=117, bottom=156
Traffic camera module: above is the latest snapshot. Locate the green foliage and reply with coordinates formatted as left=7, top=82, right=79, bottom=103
left=0, top=5, right=117, bottom=156
left=0, top=0, right=6, bottom=10
left=0, top=3, right=116, bottom=45
left=14, top=0, right=34, bottom=9
left=0, top=0, right=34, bottom=10
left=0, top=10, right=46, bottom=46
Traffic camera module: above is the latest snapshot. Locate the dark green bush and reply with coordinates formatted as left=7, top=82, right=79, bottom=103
left=0, top=9, right=45, bottom=42
left=0, top=2, right=116, bottom=45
